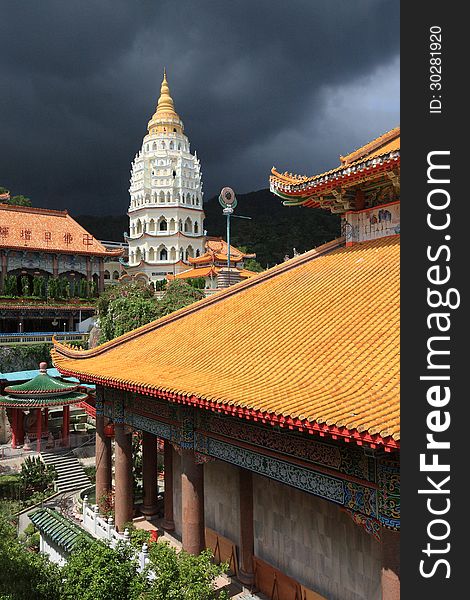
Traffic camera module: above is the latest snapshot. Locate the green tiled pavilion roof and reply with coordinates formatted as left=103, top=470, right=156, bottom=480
left=0, top=390, right=88, bottom=408
left=5, top=371, right=78, bottom=396
left=0, top=362, right=88, bottom=407
left=29, top=508, right=93, bottom=553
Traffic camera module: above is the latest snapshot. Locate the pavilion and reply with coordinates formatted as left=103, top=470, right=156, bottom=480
left=51, top=129, right=400, bottom=600
left=167, top=237, right=258, bottom=289
left=0, top=362, right=89, bottom=451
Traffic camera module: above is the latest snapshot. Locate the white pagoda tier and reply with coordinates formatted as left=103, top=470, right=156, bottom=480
left=126, top=70, right=205, bottom=283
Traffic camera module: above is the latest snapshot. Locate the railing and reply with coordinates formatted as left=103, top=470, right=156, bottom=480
left=0, top=331, right=89, bottom=346
left=82, top=496, right=150, bottom=572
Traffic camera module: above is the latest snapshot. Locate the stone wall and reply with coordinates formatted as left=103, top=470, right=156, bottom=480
left=253, top=474, right=381, bottom=600
left=0, top=408, right=11, bottom=445
left=203, top=460, right=240, bottom=546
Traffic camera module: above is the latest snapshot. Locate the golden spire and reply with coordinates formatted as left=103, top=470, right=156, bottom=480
left=155, top=68, right=177, bottom=117
left=147, top=69, right=183, bottom=134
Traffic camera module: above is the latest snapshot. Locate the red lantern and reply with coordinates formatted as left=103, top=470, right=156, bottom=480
left=104, top=423, right=115, bottom=437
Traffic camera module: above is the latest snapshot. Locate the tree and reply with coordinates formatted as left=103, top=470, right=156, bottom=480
left=157, top=280, right=204, bottom=317
left=135, top=544, right=228, bottom=600
left=61, top=537, right=138, bottom=600
left=20, top=276, right=30, bottom=296
left=99, top=295, right=160, bottom=342
left=244, top=258, right=264, bottom=273
left=19, top=456, right=56, bottom=496
left=4, top=195, right=32, bottom=207
left=0, top=517, right=61, bottom=600
left=98, top=280, right=204, bottom=343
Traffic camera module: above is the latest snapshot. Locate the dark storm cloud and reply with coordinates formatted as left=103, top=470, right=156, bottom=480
left=0, top=0, right=399, bottom=215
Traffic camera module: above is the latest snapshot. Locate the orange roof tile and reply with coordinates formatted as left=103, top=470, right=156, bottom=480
left=189, top=237, right=255, bottom=265
left=340, top=127, right=400, bottom=165
left=170, top=265, right=257, bottom=280
left=52, top=236, right=399, bottom=447
left=0, top=204, right=123, bottom=257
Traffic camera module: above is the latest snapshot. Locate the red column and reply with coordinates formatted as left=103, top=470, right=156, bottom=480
left=17, top=410, right=25, bottom=446
left=381, top=528, right=400, bottom=600
left=181, top=448, right=204, bottom=555
left=163, top=440, right=175, bottom=531
left=114, top=423, right=133, bottom=531
left=141, top=431, right=158, bottom=517
left=62, top=405, right=70, bottom=447
left=36, top=408, right=42, bottom=453
left=95, top=414, right=112, bottom=505
left=238, top=468, right=255, bottom=584
left=43, top=408, right=49, bottom=435
left=11, top=408, right=18, bottom=449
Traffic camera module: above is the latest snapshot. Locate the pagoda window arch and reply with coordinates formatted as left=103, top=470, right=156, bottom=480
left=149, top=219, right=156, bottom=233
left=170, top=247, right=177, bottom=261
left=169, top=218, right=176, bottom=232
left=196, top=249, right=201, bottom=257
left=192, top=195, right=195, bottom=205
left=112, top=270, right=120, bottom=280
left=159, top=246, right=168, bottom=261
left=104, top=270, right=110, bottom=280
left=161, top=141, right=166, bottom=149
left=159, top=218, right=168, bottom=232
left=136, top=220, right=143, bottom=235
left=195, top=196, right=200, bottom=206
left=180, top=248, right=184, bottom=261
left=166, top=191, right=171, bottom=203
left=158, top=191, right=165, bottom=203
left=148, top=247, right=155, bottom=262
left=186, top=193, right=191, bottom=204
left=175, top=193, right=180, bottom=202
left=184, top=217, right=192, bottom=233
left=179, top=219, right=183, bottom=232
left=194, top=222, right=199, bottom=234
left=186, top=245, right=194, bottom=261
left=169, top=141, right=174, bottom=150
left=136, top=247, right=142, bottom=262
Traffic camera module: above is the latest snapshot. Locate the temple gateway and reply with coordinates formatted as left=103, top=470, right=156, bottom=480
left=52, top=128, right=400, bottom=600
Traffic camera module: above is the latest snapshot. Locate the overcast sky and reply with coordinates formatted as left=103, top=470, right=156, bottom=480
left=0, top=1, right=399, bottom=216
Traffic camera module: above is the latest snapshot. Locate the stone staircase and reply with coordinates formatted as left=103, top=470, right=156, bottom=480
left=41, top=449, right=91, bottom=493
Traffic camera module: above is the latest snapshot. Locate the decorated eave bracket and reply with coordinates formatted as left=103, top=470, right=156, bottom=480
left=386, top=170, right=400, bottom=191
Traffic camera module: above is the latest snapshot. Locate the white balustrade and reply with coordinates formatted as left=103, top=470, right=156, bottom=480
left=81, top=496, right=154, bottom=574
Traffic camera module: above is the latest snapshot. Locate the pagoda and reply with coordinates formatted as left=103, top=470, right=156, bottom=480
left=126, top=70, right=205, bottom=284
left=168, top=237, right=257, bottom=289
left=0, top=362, right=88, bottom=451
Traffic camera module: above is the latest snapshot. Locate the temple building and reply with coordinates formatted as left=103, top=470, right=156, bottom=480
left=0, top=204, right=123, bottom=332
left=52, top=128, right=400, bottom=600
left=167, top=237, right=258, bottom=289
left=126, top=71, right=206, bottom=284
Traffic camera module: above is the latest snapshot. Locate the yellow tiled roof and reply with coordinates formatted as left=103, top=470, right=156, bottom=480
left=52, top=236, right=400, bottom=447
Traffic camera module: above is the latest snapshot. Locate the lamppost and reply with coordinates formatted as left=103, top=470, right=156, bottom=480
left=219, top=187, right=237, bottom=286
